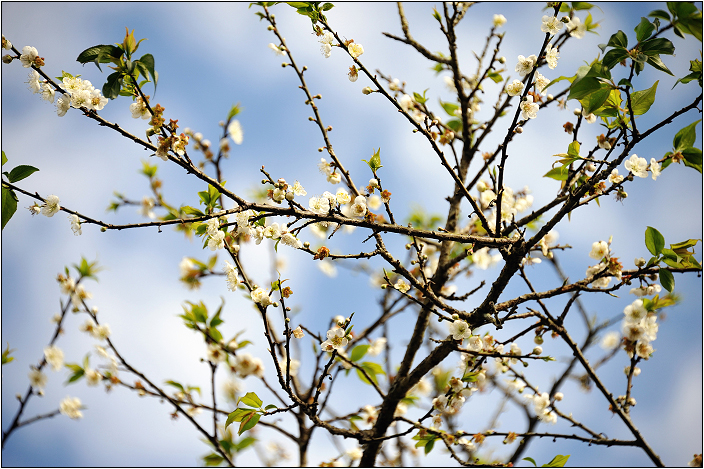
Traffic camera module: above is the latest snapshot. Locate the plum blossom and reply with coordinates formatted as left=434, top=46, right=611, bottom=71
left=493, top=14, right=507, bottom=28
left=208, top=231, right=225, bottom=251
left=228, top=119, right=243, bottom=145
left=319, top=32, right=334, bottom=58
left=321, top=327, right=348, bottom=352
left=505, top=79, right=524, bottom=97
left=650, top=158, right=661, bottom=180
left=449, top=320, right=472, bottom=341
left=520, top=95, right=539, bottom=120
left=251, top=287, right=273, bottom=307
left=68, top=214, right=82, bottom=235
left=348, top=43, right=364, bottom=58
left=608, top=169, right=624, bottom=184
left=350, top=195, right=367, bottom=218
left=41, top=195, right=60, bottom=217
left=59, top=396, right=83, bottom=419
left=224, top=261, right=239, bottom=291
left=268, top=43, right=285, bottom=56
left=28, top=369, right=48, bottom=389
left=545, top=43, right=559, bottom=69
left=19, top=46, right=40, bottom=68
left=589, top=240, right=609, bottom=260
left=541, top=15, right=564, bottom=35
left=515, top=54, right=537, bottom=77
left=534, top=71, right=550, bottom=96
left=624, top=154, right=648, bottom=178
left=566, top=16, right=587, bottom=38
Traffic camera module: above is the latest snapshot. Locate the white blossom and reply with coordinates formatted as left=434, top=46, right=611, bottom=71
left=625, top=154, right=648, bottom=178
left=567, top=16, right=587, bottom=38
left=520, top=95, right=539, bottom=119
left=19, top=46, right=39, bottom=68
left=228, top=119, right=243, bottom=145
left=41, top=195, right=60, bottom=217
left=541, top=15, right=564, bottom=35
left=251, top=287, right=273, bottom=307
left=59, top=396, right=83, bottom=419
left=505, top=79, right=524, bottom=97
left=650, top=158, right=661, bottom=180
left=68, top=214, right=82, bottom=235
left=224, top=261, right=239, bottom=291
left=348, top=43, right=364, bottom=58
left=515, top=54, right=537, bottom=77
left=448, top=320, right=472, bottom=341
left=28, top=369, right=48, bottom=389
left=589, top=240, right=609, bottom=260
left=493, top=14, right=507, bottom=28
left=44, top=345, right=64, bottom=371
left=545, top=43, right=559, bottom=69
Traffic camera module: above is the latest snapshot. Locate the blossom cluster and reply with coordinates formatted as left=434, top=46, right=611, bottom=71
left=621, top=298, right=659, bottom=359
left=476, top=181, right=534, bottom=226
left=585, top=240, right=623, bottom=289
left=51, top=75, right=108, bottom=117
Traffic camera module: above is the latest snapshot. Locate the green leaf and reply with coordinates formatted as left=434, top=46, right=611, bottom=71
left=226, top=408, right=251, bottom=428
left=2, top=343, right=15, bottom=365
left=413, top=89, right=428, bottom=104
left=645, top=226, right=665, bottom=256
left=202, top=453, right=224, bottom=466
left=227, top=103, right=242, bottom=121
left=1, top=187, right=18, bottom=230
left=567, top=77, right=602, bottom=100
left=629, top=80, right=658, bottom=115
left=639, top=37, right=675, bottom=56
left=602, top=48, right=630, bottom=69
left=523, top=457, right=538, bottom=467
left=579, top=86, right=611, bottom=115
left=487, top=70, right=503, bottom=83
left=544, top=166, right=570, bottom=181
left=542, top=454, right=570, bottom=467
left=238, top=411, right=261, bottom=435
left=659, top=269, right=675, bottom=292
left=572, top=2, right=594, bottom=10
left=103, top=72, right=122, bottom=100
left=349, top=344, right=369, bottom=362
left=239, top=391, right=263, bottom=408
left=182, top=206, right=205, bottom=217
left=76, top=44, right=122, bottom=66
left=673, top=120, right=701, bottom=151
left=645, top=55, right=674, bottom=76
left=607, top=30, right=628, bottom=49
left=7, top=165, right=39, bottom=183
left=682, top=147, right=702, bottom=173
left=321, top=3, right=334, bottom=11
left=139, top=53, right=157, bottom=94
left=2, top=151, right=7, bottom=166
left=440, top=101, right=460, bottom=117
left=635, top=17, right=655, bottom=42
left=648, top=9, right=671, bottom=21
left=362, top=148, right=383, bottom=173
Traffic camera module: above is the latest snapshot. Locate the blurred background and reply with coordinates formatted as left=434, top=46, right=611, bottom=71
left=2, top=2, right=702, bottom=466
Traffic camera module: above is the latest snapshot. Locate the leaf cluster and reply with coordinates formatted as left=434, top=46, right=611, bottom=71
left=76, top=27, right=157, bottom=99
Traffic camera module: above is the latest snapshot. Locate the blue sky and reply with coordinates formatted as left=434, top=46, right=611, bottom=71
left=1, top=2, right=702, bottom=467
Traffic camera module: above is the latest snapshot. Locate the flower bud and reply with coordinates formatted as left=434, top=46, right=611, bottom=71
left=547, top=94, right=554, bottom=101
left=362, top=87, right=374, bottom=95
left=586, top=163, right=597, bottom=172
left=573, top=108, right=582, bottom=116
left=498, top=56, right=506, bottom=64
left=2, top=54, right=14, bottom=64
left=554, top=392, right=564, bottom=401
left=303, top=241, right=310, bottom=248
left=634, top=257, right=646, bottom=268
left=532, top=346, right=543, bottom=355
left=534, top=335, right=544, bottom=345
left=267, top=25, right=274, bottom=31
left=515, top=126, right=523, bottom=134
left=285, top=191, right=295, bottom=201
